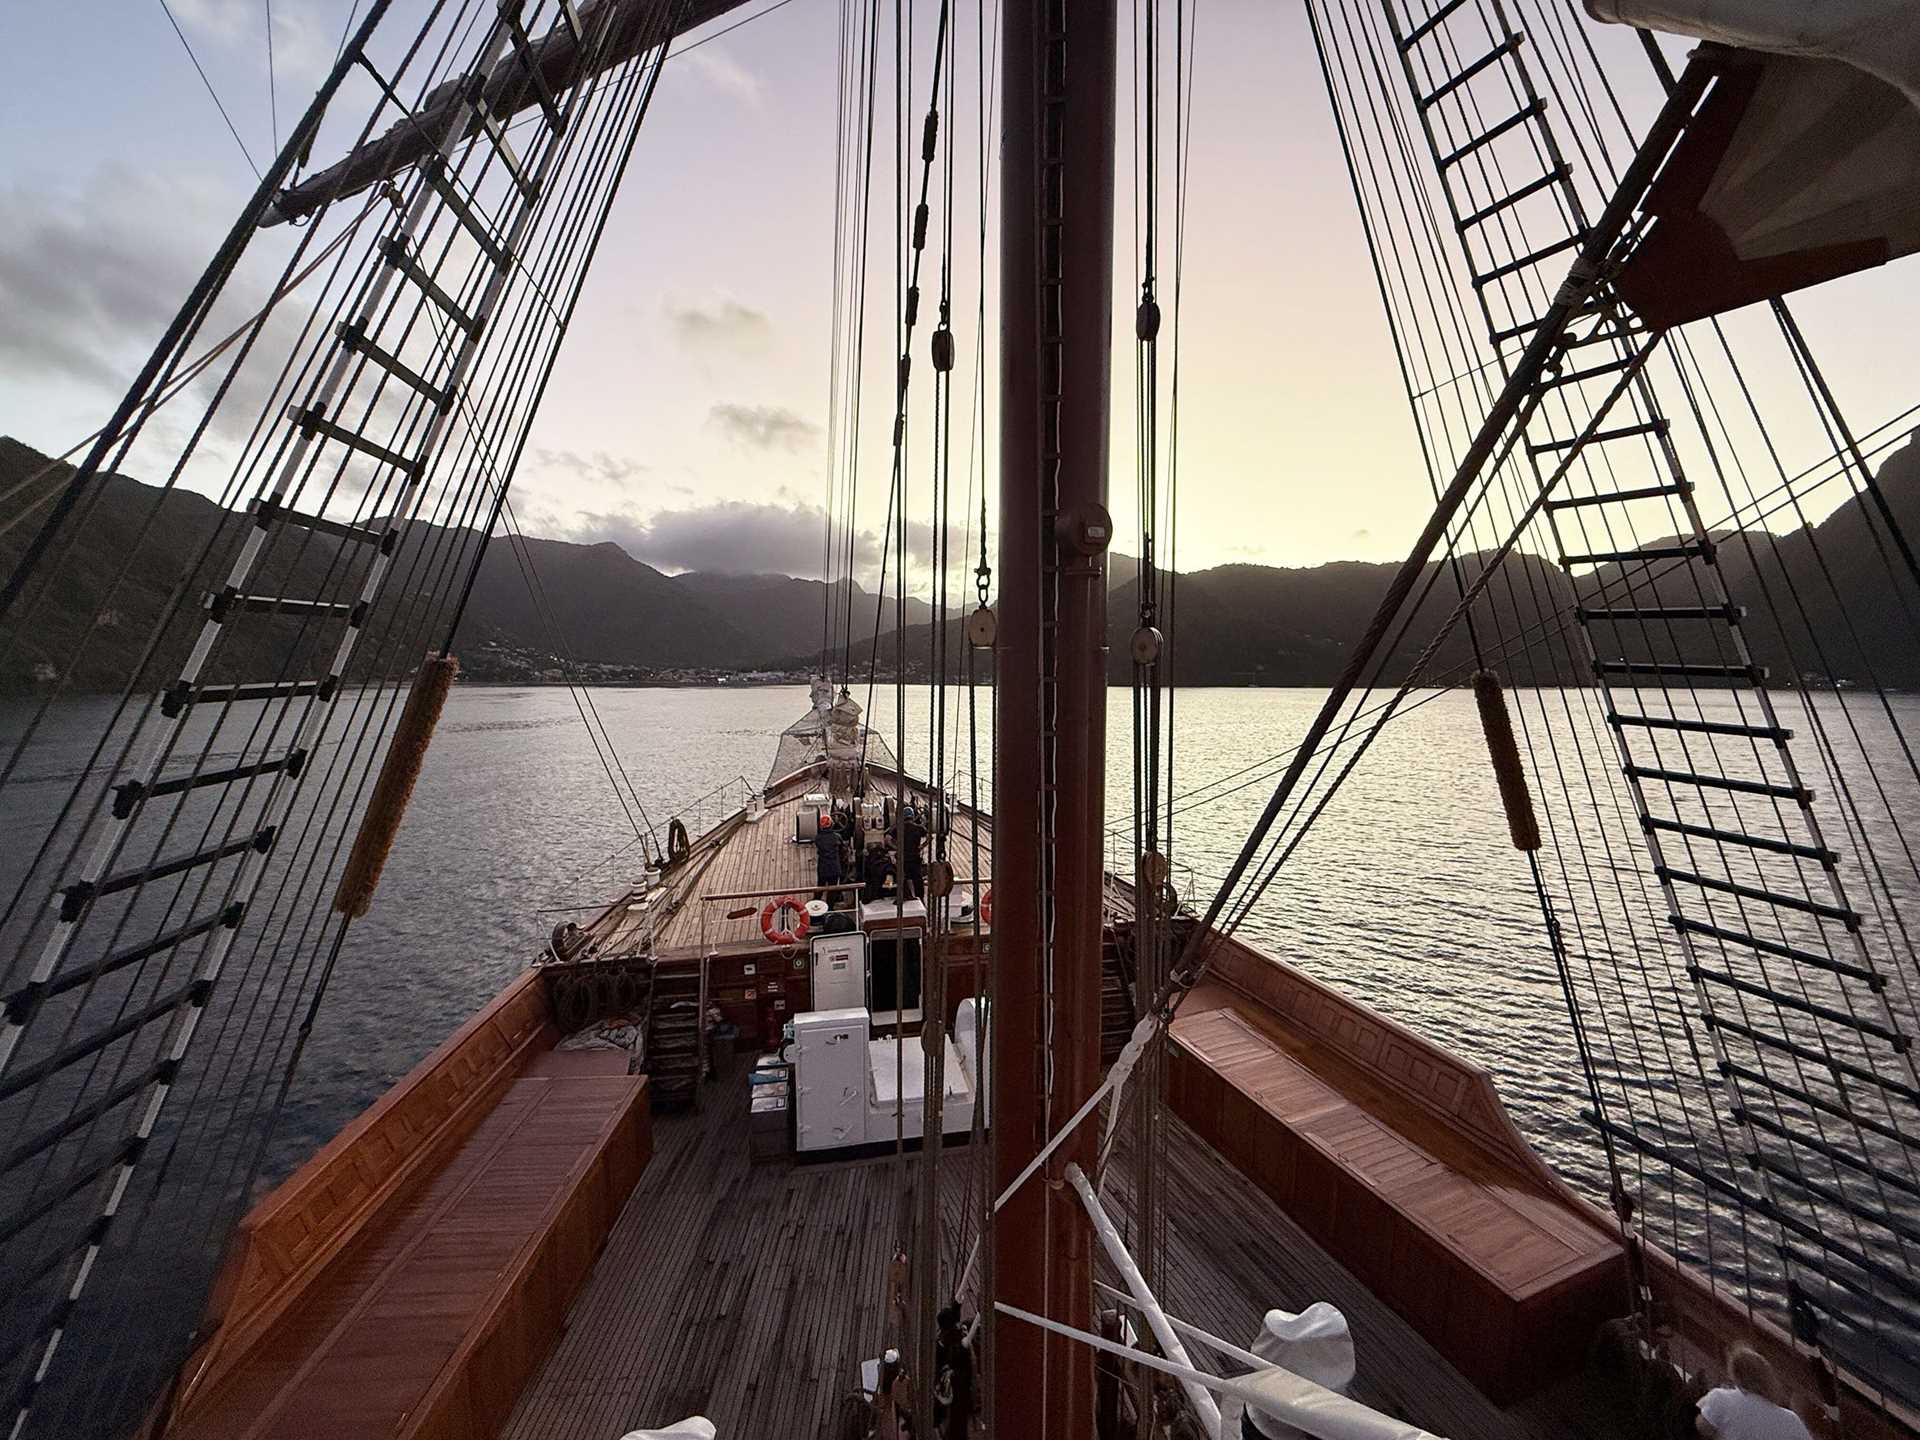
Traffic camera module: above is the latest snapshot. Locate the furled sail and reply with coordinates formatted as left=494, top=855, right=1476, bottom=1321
left=1586, top=0, right=1920, bottom=106
left=1587, top=0, right=1920, bottom=324
left=265, top=0, right=752, bottom=225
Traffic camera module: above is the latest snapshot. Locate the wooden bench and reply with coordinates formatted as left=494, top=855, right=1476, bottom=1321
left=163, top=972, right=651, bottom=1439
left=1168, top=1000, right=1625, bottom=1402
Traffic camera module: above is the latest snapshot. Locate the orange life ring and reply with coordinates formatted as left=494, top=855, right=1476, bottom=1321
left=979, top=887, right=992, bottom=927
left=761, top=895, right=811, bottom=947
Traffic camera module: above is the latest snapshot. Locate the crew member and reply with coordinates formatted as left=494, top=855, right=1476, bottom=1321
left=1695, top=1345, right=1813, bottom=1440
left=861, top=842, right=897, bottom=905
left=815, top=809, right=843, bottom=894
left=901, top=805, right=927, bottom=900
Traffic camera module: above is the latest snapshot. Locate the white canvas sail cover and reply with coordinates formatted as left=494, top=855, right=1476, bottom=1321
left=1584, top=0, right=1920, bottom=108
left=618, top=1419, right=715, bottom=1439
left=826, top=693, right=865, bottom=759
left=1243, top=1303, right=1360, bottom=1440
left=1581, top=2, right=1920, bottom=323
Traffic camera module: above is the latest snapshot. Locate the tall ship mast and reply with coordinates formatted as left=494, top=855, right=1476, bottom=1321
left=0, top=0, right=1917, bottom=1437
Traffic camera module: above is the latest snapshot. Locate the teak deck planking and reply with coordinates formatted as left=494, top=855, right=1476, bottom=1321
left=504, top=1070, right=1627, bottom=1440
left=587, top=769, right=992, bottom=961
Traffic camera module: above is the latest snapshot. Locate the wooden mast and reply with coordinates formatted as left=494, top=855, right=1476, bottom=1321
left=992, top=0, right=1117, bottom=1434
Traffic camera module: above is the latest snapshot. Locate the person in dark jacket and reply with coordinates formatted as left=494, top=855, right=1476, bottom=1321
left=814, top=812, right=843, bottom=893
left=860, top=842, right=897, bottom=905
left=900, top=805, right=928, bottom=899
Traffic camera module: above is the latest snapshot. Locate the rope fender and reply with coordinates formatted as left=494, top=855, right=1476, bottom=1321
left=1472, top=669, right=1540, bottom=853
left=333, top=654, right=459, bottom=917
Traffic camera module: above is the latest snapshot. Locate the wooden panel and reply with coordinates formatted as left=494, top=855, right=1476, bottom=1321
left=1168, top=1005, right=1626, bottom=1403
left=178, top=970, right=553, bottom=1411
left=1108, top=883, right=1568, bottom=1192
left=168, top=1070, right=650, bottom=1440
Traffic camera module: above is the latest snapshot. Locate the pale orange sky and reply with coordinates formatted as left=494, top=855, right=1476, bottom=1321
left=2, top=0, right=1916, bottom=581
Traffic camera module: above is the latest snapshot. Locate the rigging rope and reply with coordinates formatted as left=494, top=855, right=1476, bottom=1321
left=159, top=0, right=265, bottom=180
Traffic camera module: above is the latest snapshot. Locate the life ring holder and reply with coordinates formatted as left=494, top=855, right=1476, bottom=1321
left=760, top=894, right=811, bottom=949
left=978, top=887, right=992, bottom=928
left=665, top=817, right=691, bottom=868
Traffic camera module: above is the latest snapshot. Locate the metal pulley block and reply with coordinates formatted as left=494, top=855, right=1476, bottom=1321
left=1130, top=625, right=1163, bottom=665
left=966, top=604, right=998, bottom=648
left=1137, top=850, right=1171, bottom=889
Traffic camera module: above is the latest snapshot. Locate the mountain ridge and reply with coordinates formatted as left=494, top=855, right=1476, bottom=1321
left=2, top=433, right=1916, bottom=692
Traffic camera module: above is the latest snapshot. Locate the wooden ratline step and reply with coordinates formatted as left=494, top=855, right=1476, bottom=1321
left=1418, top=36, right=1524, bottom=111
left=1624, top=763, right=1810, bottom=804
left=252, top=497, right=393, bottom=551
left=1642, top=815, right=1834, bottom=865
left=1547, top=480, right=1691, bottom=511
left=1437, top=100, right=1545, bottom=170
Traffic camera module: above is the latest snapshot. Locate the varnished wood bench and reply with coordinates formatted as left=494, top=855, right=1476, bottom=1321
left=162, top=972, right=651, bottom=1440
left=1168, top=999, right=1625, bottom=1402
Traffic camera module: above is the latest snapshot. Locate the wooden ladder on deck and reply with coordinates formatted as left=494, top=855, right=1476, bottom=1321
left=645, top=956, right=705, bottom=1109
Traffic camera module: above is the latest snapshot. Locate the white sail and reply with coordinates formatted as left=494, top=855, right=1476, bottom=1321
left=1584, top=0, right=1920, bottom=107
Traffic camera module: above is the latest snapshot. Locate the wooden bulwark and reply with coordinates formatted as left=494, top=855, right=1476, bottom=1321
left=176, top=969, right=552, bottom=1407
left=159, top=974, right=652, bottom=1440
left=1168, top=1001, right=1625, bottom=1402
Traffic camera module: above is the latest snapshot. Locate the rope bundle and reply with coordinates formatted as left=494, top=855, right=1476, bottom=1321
left=1472, top=669, right=1539, bottom=853
left=333, top=655, right=459, bottom=917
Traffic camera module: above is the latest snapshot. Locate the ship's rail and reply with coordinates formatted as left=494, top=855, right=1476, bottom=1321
left=166, top=969, right=551, bottom=1417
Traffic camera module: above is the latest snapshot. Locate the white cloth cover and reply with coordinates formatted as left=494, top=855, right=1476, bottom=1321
left=868, top=1036, right=973, bottom=1107
left=619, top=1419, right=716, bottom=1440
left=1588, top=13, right=1920, bottom=324
left=1245, top=1303, right=1357, bottom=1440
left=1582, top=0, right=1920, bottom=110
left=954, top=997, right=990, bottom=1108
left=1697, top=1387, right=1815, bottom=1440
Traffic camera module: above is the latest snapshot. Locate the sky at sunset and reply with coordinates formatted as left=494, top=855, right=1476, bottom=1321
left=2, top=0, right=1916, bottom=584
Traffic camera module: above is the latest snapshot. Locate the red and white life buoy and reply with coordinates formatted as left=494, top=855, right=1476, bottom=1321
left=761, top=895, right=811, bottom=947
left=978, top=887, right=992, bottom=927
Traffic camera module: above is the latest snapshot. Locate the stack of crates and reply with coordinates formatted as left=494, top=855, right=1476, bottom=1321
left=748, top=1054, right=792, bottom=1164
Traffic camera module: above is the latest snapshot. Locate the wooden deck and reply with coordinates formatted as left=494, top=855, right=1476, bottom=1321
left=504, top=1069, right=1630, bottom=1440
left=584, top=767, right=992, bottom=962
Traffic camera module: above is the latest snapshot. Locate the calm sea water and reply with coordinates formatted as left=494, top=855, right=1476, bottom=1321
left=5, top=680, right=1917, bottom=1423
left=256, top=682, right=1920, bottom=1205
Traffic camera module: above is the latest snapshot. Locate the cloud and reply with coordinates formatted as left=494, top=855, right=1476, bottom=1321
left=682, top=50, right=761, bottom=104
left=172, top=0, right=333, bottom=82
left=666, top=297, right=770, bottom=354
left=708, top=403, right=820, bottom=452
left=532, top=447, right=648, bottom=486
left=1351, top=527, right=1370, bottom=540
left=566, top=500, right=969, bottom=580
left=574, top=499, right=834, bottom=575
left=0, top=167, right=223, bottom=392
left=0, top=162, right=492, bottom=496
